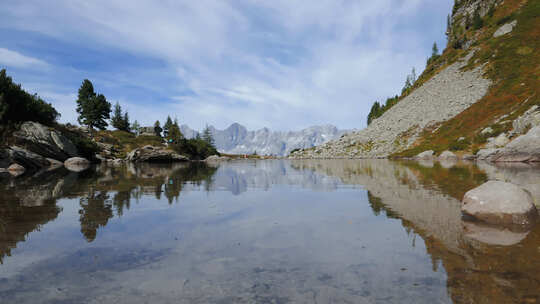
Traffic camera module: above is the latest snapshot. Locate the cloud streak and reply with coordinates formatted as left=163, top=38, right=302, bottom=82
left=0, top=0, right=453, bottom=130
left=0, top=48, right=49, bottom=69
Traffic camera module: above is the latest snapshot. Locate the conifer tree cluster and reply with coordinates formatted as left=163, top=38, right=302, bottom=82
left=202, top=124, right=215, bottom=147
left=111, top=101, right=131, bottom=132
left=0, top=69, right=59, bottom=126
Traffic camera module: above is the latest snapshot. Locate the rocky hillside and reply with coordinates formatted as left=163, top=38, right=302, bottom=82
left=181, top=123, right=348, bottom=156
left=291, top=0, right=539, bottom=161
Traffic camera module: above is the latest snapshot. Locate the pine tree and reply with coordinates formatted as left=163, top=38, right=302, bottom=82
left=111, top=102, right=123, bottom=130
left=154, top=120, right=163, bottom=137
left=131, top=120, right=140, bottom=135
left=411, top=67, right=417, bottom=84
left=487, top=4, right=495, bottom=18
left=202, top=124, right=215, bottom=147
left=111, top=102, right=130, bottom=131
left=473, top=8, right=483, bottom=30
left=122, top=112, right=130, bottom=132
left=163, top=116, right=173, bottom=135
left=402, top=76, right=412, bottom=94
left=167, top=120, right=183, bottom=143
left=432, top=42, right=439, bottom=58
left=76, top=79, right=111, bottom=130
left=367, top=102, right=381, bottom=125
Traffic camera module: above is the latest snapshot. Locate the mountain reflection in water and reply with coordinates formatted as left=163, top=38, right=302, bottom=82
left=0, top=160, right=539, bottom=304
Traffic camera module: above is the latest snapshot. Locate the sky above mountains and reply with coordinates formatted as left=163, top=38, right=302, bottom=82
left=0, top=0, right=452, bottom=131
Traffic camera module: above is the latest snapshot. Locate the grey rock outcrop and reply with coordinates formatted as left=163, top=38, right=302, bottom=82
left=453, top=0, right=500, bottom=28
left=3, top=146, right=51, bottom=172
left=13, top=121, right=78, bottom=161
left=512, top=105, right=540, bottom=135
left=204, top=155, right=230, bottom=162
left=476, top=148, right=500, bottom=161
left=126, top=145, right=188, bottom=163
left=481, top=127, right=493, bottom=135
left=493, top=20, right=517, bottom=38
left=64, top=157, right=90, bottom=172
left=494, top=125, right=540, bottom=162
left=462, top=181, right=538, bottom=225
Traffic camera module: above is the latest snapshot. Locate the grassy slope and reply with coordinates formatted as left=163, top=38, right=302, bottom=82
left=395, top=0, right=539, bottom=157
left=94, top=130, right=165, bottom=158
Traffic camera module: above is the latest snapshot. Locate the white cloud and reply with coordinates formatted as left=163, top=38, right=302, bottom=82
left=0, top=48, right=49, bottom=69
left=0, top=0, right=452, bottom=130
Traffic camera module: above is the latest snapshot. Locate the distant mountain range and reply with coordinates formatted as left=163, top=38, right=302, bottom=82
left=180, top=123, right=349, bottom=156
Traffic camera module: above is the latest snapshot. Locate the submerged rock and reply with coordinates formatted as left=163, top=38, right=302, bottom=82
left=462, top=181, right=538, bottom=226
left=64, top=157, right=91, bottom=172
left=126, top=145, right=189, bottom=163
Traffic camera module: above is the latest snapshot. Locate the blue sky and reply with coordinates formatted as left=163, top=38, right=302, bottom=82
left=0, top=0, right=452, bottom=131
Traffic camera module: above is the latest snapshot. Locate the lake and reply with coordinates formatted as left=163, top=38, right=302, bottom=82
left=1, top=159, right=539, bottom=303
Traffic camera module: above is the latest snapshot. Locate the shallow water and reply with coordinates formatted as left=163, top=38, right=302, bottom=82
left=0, top=160, right=539, bottom=304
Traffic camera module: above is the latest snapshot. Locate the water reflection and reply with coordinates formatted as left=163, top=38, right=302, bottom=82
left=292, top=159, right=540, bottom=304
left=0, top=159, right=539, bottom=303
left=0, top=163, right=218, bottom=249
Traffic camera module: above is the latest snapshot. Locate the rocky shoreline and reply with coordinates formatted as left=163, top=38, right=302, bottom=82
left=0, top=121, right=228, bottom=177
left=289, top=105, right=540, bottom=162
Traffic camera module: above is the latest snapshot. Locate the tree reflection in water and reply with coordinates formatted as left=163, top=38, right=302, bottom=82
left=0, top=162, right=218, bottom=248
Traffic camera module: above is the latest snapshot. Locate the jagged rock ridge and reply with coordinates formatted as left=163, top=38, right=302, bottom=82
left=181, top=123, right=348, bottom=156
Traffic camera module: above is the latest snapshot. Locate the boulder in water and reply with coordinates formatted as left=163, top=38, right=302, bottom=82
left=462, top=181, right=538, bottom=226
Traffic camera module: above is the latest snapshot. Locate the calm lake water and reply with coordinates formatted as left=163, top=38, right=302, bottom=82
left=1, top=159, right=539, bottom=304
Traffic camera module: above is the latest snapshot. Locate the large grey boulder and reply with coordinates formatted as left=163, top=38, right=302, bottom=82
left=64, top=157, right=90, bottom=172
left=462, top=181, right=538, bottom=225
left=415, top=150, right=434, bottom=160
left=14, top=121, right=78, bottom=161
left=494, top=125, right=540, bottom=162
left=126, top=145, right=189, bottom=163
left=439, top=150, right=458, bottom=160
